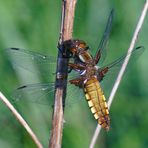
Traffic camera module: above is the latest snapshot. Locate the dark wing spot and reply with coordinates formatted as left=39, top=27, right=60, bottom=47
left=17, top=85, right=27, bottom=89
left=10, top=48, right=20, bottom=50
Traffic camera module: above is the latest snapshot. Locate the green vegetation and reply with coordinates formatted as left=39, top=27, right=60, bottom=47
left=0, top=0, right=148, bottom=147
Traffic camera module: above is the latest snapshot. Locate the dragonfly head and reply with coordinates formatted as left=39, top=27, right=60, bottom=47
left=59, top=39, right=92, bottom=61
left=69, top=39, right=89, bottom=55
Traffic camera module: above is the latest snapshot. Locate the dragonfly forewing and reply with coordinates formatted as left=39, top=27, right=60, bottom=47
left=6, top=48, right=57, bottom=80
left=95, top=9, right=114, bottom=64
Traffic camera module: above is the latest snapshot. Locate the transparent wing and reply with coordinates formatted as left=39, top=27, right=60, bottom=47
left=99, top=46, right=144, bottom=97
left=12, top=83, right=55, bottom=105
left=6, top=48, right=57, bottom=79
left=66, top=82, right=85, bottom=105
left=7, top=47, right=85, bottom=106
left=12, top=81, right=85, bottom=107
left=95, top=9, right=114, bottom=64
left=100, top=46, right=144, bottom=70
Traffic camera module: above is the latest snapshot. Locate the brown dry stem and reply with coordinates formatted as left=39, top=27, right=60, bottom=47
left=49, top=0, right=77, bottom=148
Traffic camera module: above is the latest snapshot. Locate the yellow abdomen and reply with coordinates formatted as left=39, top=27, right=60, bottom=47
left=84, top=77, right=110, bottom=130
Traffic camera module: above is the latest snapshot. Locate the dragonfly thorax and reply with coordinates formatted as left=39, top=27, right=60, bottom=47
left=80, top=63, right=98, bottom=80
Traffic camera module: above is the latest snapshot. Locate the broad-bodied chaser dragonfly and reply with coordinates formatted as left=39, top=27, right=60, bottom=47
left=7, top=10, right=143, bottom=130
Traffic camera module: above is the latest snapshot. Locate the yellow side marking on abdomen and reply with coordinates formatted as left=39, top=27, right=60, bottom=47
left=84, top=77, right=110, bottom=130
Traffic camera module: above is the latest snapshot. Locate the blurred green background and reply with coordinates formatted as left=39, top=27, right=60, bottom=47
left=0, top=0, right=148, bottom=148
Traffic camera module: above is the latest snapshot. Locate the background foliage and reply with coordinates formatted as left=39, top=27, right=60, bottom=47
left=0, top=0, right=148, bottom=148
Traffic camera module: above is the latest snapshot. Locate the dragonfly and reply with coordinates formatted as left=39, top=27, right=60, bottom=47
left=7, top=10, right=144, bottom=130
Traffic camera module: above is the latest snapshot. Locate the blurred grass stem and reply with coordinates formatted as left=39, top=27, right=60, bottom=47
left=0, top=92, right=43, bottom=148
left=89, top=1, right=148, bottom=148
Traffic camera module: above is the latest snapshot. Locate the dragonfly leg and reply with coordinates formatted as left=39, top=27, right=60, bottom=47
left=93, top=50, right=101, bottom=64
left=97, top=67, right=109, bottom=82
left=69, top=77, right=84, bottom=87
left=68, top=63, right=85, bottom=71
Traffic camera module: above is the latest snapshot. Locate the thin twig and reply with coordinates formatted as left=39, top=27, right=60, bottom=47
left=49, top=0, right=77, bottom=148
left=89, top=1, right=148, bottom=148
left=0, top=92, right=43, bottom=148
